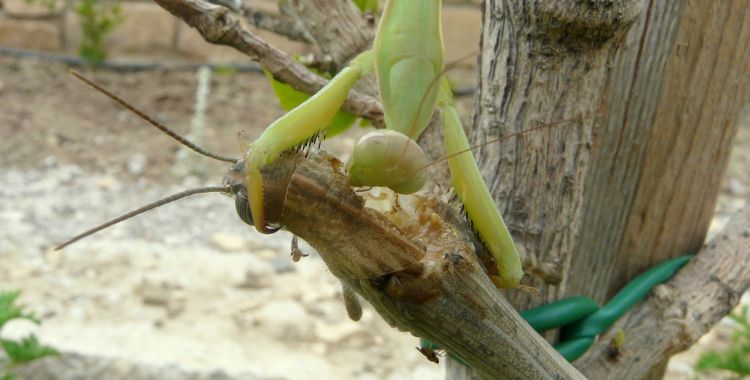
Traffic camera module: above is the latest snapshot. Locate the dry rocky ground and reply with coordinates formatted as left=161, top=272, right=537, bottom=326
left=0, top=1, right=749, bottom=379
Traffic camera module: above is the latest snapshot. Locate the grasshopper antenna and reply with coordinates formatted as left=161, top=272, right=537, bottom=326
left=55, top=186, right=230, bottom=251
left=69, top=69, right=237, bottom=163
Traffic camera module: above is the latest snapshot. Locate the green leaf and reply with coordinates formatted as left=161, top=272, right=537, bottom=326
left=2, top=373, right=17, bottom=380
left=1, top=336, right=58, bottom=365
left=326, top=110, right=358, bottom=137
left=695, top=306, right=750, bottom=377
left=264, top=69, right=311, bottom=111
left=352, top=0, right=378, bottom=13
left=263, top=70, right=358, bottom=138
left=0, top=291, right=39, bottom=329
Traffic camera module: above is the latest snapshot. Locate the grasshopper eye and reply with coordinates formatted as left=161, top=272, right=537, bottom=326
left=234, top=191, right=255, bottom=226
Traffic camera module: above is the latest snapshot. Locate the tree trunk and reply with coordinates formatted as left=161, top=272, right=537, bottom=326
left=445, top=0, right=750, bottom=378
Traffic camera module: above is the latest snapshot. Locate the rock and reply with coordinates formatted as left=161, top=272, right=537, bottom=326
left=166, top=293, right=187, bottom=318
left=269, top=255, right=295, bottom=274
left=13, top=353, right=265, bottom=380
left=236, top=269, right=271, bottom=289
left=97, top=175, right=120, bottom=191
left=234, top=255, right=274, bottom=289
left=301, top=282, right=337, bottom=304
left=411, top=364, right=442, bottom=377
left=210, top=232, right=246, bottom=253
left=43, top=155, right=58, bottom=168
left=728, top=178, right=747, bottom=196
left=0, top=318, right=40, bottom=341
left=307, top=300, right=346, bottom=323
left=134, top=277, right=185, bottom=317
left=127, top=153, right=147, bottom=176
left=314, top=320, right=364, bottom=344
left=255, top=248, right=277, bottom=260
left=253, top=300, right=314, bottom=341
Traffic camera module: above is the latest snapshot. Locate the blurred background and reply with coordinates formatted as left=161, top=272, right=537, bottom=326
left=0, top=0, right=748, bottom=379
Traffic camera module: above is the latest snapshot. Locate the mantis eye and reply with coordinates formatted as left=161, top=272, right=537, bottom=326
left=234, top=191, right=255, bottom=226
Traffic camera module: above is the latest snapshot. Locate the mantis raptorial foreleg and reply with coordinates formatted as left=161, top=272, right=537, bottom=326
left=438, top=79, right=523, bottom=288
left=242, top=0, right=522, bottom=287
left=244, top=51, right=373, bottom=233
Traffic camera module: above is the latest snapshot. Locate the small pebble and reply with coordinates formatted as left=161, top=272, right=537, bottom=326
left=210, top=232, right=246, bottom=253
left=270, top=255, right=296, bottom=274
left=728, top=178, right=747, bottom=196
left=127, top=153, right=147, bottom=176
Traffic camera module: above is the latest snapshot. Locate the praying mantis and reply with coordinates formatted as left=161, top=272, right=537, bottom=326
left=59, top=0, right=523, bottom=288
left=243, top=0, right=523, bottom=288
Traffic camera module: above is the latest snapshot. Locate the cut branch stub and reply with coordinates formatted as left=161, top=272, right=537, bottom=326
left=262, top=151, right=584, bottom=379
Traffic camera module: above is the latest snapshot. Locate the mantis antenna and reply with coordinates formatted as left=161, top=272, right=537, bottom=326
left=418, top=119, right=578, bottom=173
left=69, top=69, right=237, bottom=163
left=54, top=185, right=230, bottom=251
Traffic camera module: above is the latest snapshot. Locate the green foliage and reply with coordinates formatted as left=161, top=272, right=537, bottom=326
left=22, top=0, right=56, bottom=10
left=0, top=291, right=38, bottom=328
left=214, top=64, right=238, bottom=77
left=352, top=0, right=378, bottom=13
left=696, top=306, right=750, bottom=378
left=0, top=290, right=57, bottom=379
left=264, top=69, right=358, bottom=137
left=1, top=336, right=58, bottom=365
left=76, top=0, right=124, bottom=64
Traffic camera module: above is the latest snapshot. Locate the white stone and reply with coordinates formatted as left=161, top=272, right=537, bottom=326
left=210, top=232, right=246, bottom=253
left=127, top=153, right=147, bottom=176
left=253, top=300, right=314, bottom=341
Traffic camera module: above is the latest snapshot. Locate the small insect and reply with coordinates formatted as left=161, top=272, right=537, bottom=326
left=416, top=346, right=443, bottom=364
left=606, top=330, right=627, bottom=360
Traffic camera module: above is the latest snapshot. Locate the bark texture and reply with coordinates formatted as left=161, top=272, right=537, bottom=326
left=471, top=0, right=642, bottom=307
left=282, top=0, right=375, bottom=70
left=467, top=0, right=750, bottom=378
left=573, top=0, right=750, bottom=305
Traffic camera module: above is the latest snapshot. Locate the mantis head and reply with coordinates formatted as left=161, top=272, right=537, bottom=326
left=346, top=130, right=429, bottom=194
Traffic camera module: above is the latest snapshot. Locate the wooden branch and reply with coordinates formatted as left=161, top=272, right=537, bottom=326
left=577, top=199, right=750, bottom=378
left=280, top=0, right=374, bottom=70
left=152, top=0, right=384, bottom=125
left=241, top=5, right=313, bottom=43
left=261, top=151, right=585, bottom=380
left=280, top=0, right=379, bottom=102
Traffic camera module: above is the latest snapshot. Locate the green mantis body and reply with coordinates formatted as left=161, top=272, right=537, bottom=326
left=245, top=0, right=523, bottom=288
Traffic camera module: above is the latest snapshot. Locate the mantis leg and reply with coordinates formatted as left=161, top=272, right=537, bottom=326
left=245, top=51, right=373, bottom=233
left=439, top=79, right=523, bottom=288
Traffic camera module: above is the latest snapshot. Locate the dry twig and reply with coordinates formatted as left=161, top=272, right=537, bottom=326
left=153, top=0, right=383, bottom=125
left=242, top=5, right=313, bottom=43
